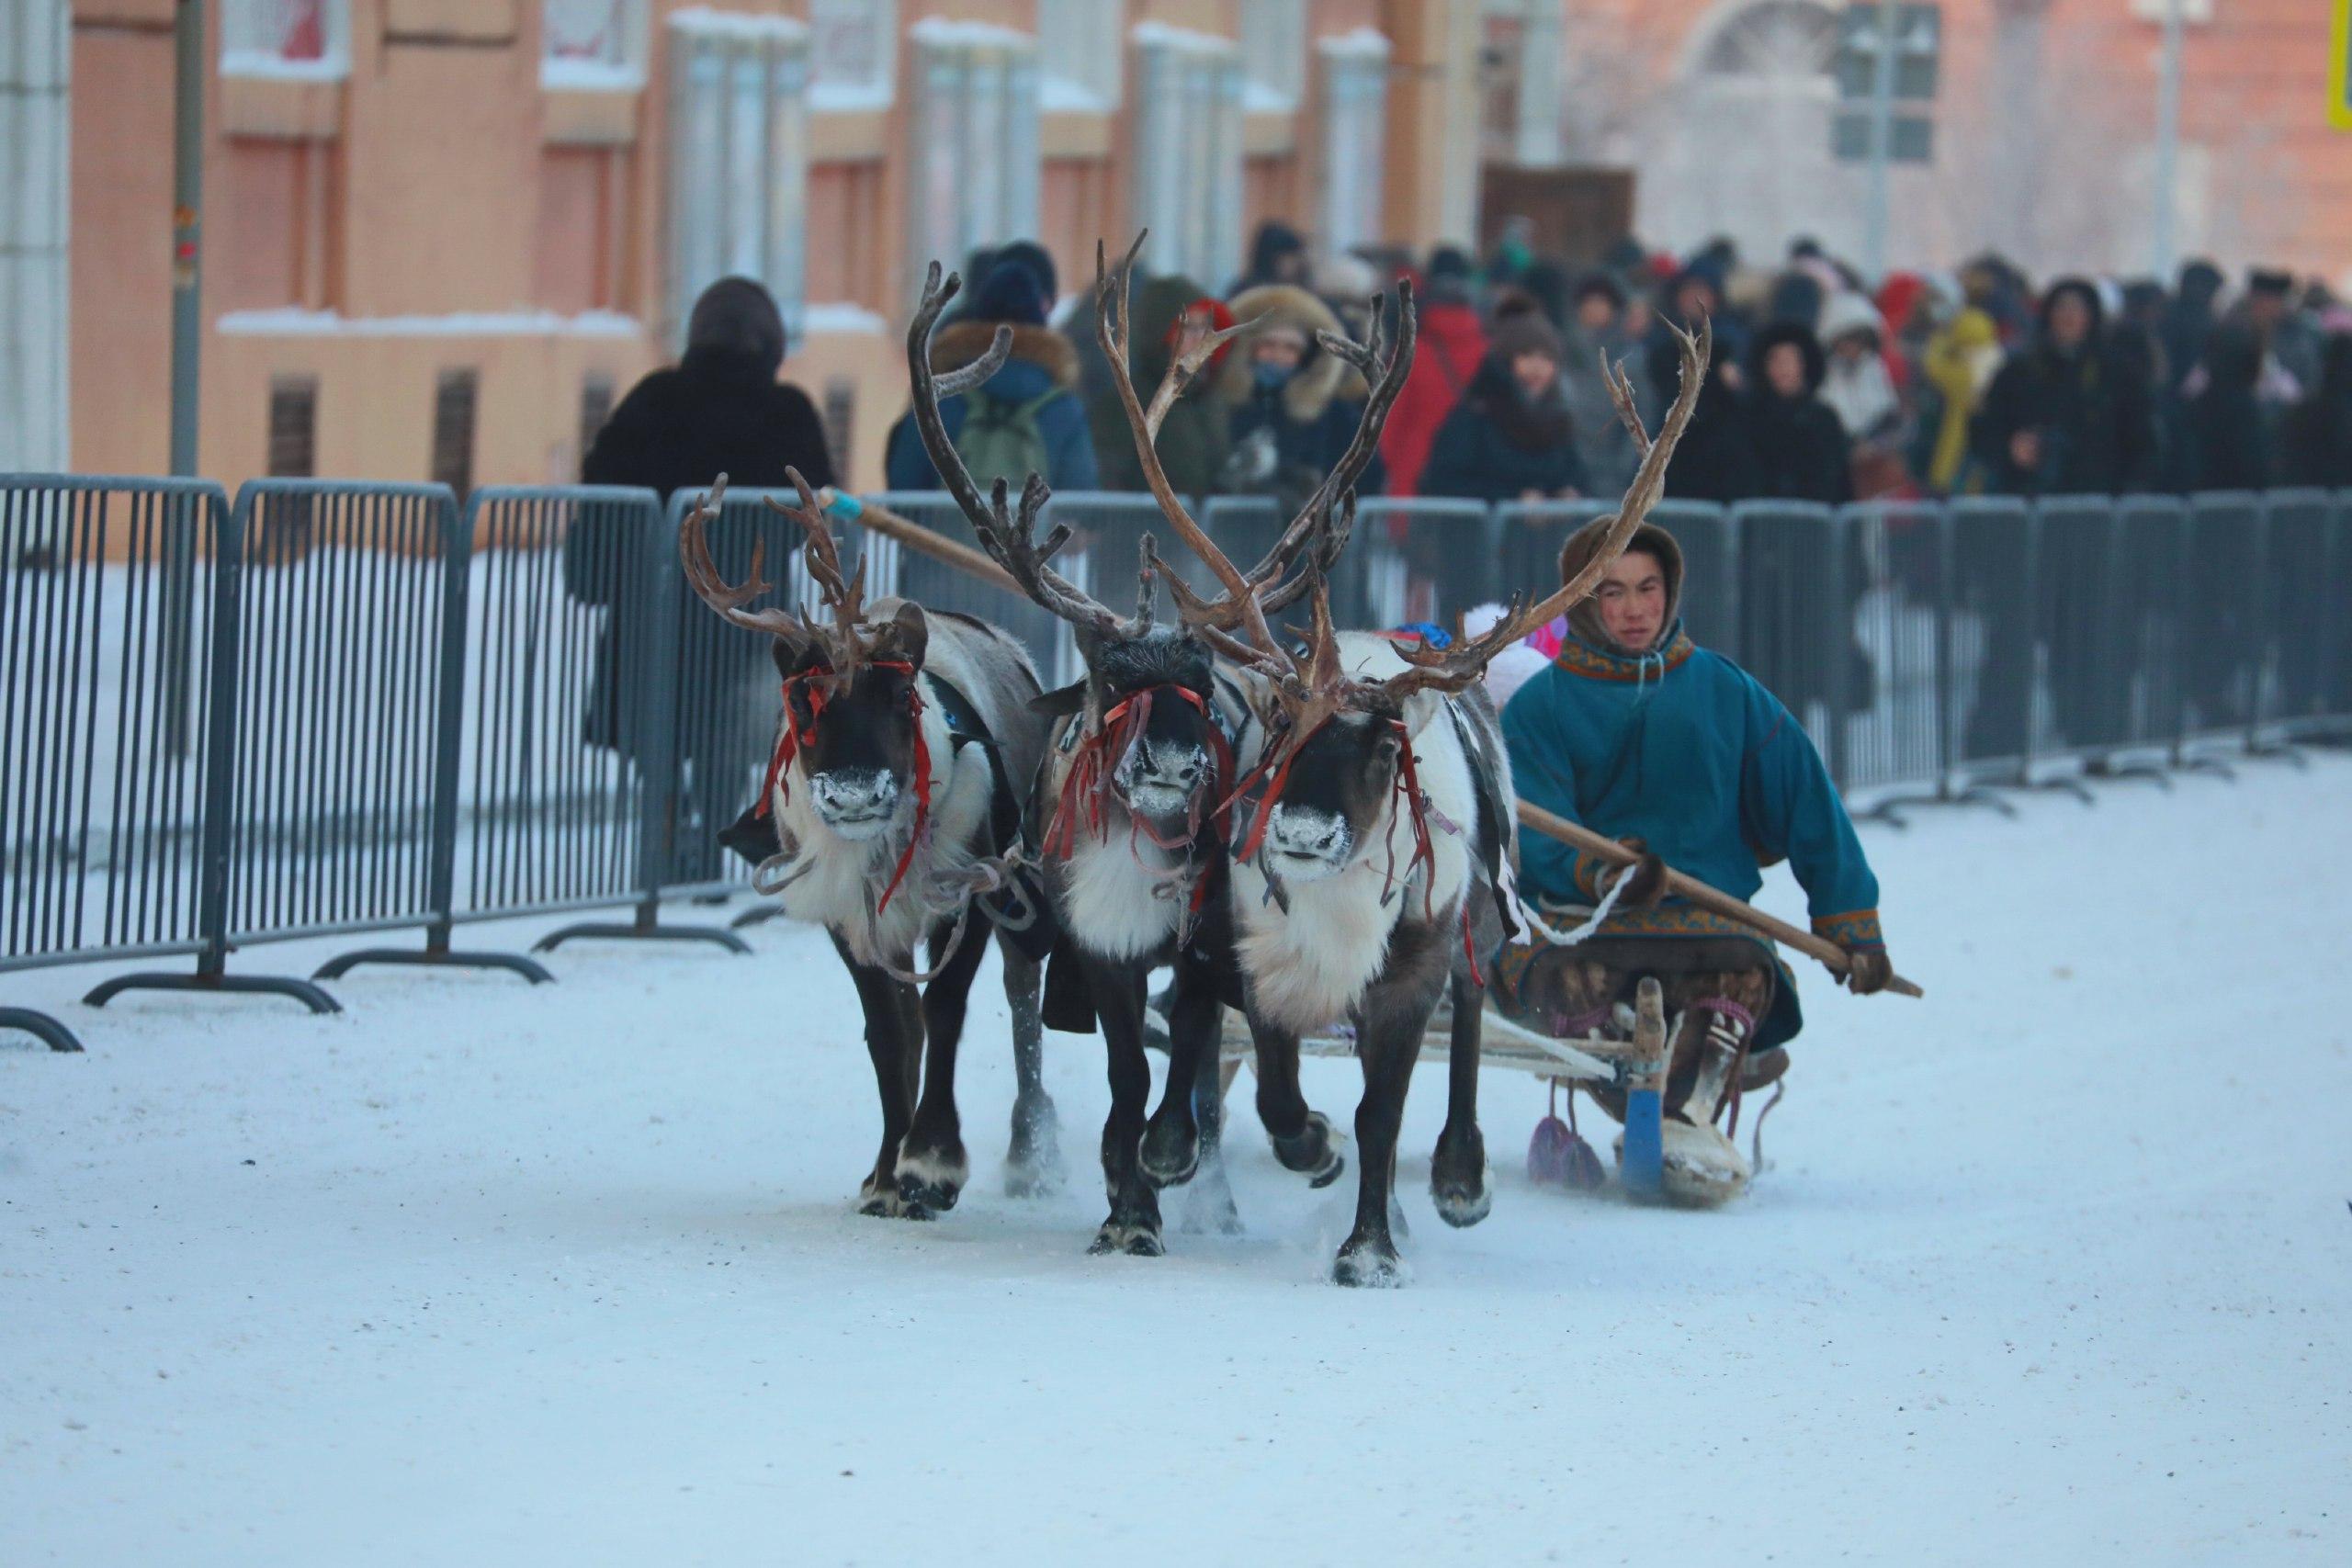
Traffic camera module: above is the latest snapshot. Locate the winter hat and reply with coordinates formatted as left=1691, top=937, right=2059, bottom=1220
left=1164, top=294, right=1240, bottom=376
left=1816, top=291, right=1885, bottom=349
left=685, top=276, right=787, bottom=378
left=990, top=240, right=1059, bottom=308
left=1488, top=310, right=1565, bottom=367
left=1312, top=251, right=1380, bottom=305
left=1557, top=517, right=1684, bottom=657
left=969, top=259, right=1050, bottom=326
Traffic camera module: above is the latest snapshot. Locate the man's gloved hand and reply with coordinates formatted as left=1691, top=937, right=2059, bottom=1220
left=1604, top=839, right=1669, bottom=908
left=1838, top=946, right=1894, bottom=995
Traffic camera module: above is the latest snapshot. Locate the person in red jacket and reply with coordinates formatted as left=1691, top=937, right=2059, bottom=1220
left=1379, top=254, right=1487, bottom=496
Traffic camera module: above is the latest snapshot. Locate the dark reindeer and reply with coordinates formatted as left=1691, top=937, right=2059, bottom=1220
left=1170, top=319, right=1713, bottom=1285
left=900, top=237, right=1410, bottom=1255
left=677, top=473, right=1063, bottom=1218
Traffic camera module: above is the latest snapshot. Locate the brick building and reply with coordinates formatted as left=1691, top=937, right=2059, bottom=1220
left=19, top=0, right=1497, bottom=490
left=5, top=2, right=2342, bottom=490
left=1536, top=1, right=2350, bottom=287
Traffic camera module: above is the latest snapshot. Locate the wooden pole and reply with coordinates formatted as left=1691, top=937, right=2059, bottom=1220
left=809, top=488, right=1922, bottom=1000
left=819, top=491, right=1025, bottom=597
left=1515, top=800, right=1923, bottom=999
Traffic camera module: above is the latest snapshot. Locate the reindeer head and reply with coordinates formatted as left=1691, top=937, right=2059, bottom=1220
left=904, top=238, right=1365, bottom=848
left=679, top=470, right=933, bottom=841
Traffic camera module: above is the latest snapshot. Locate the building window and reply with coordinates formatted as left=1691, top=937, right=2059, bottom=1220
left=1317, top=33, right=1390, bottom=255
left=905, top=19, right=1041, bottom=304
left=1132, top=24, right=1244, bottom=288
left=666, top=11, right=810, bottom=348
left=542, top=0, right=648, bottom=91
left=1239, top=0, right=1306, bottom=113
left=266, top=377, right=319, bottom=478
left=221, top=0, right=349, bottom=81
left=809, top=0, right=896, bottom=112
left=432, top=370, right=480, bottom=498
left=1038, top=0, right=1121, bottom=112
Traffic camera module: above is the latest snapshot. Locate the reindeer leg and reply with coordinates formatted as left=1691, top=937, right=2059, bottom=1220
left=834, top=933, right=927, bottom=1219
left=1334, top=927, right=1448, bottom=1287
left=1248, top=1010, right=1346, bottom=1188
left=896, top=914, right=990, bottom=1213
left=1430, top=967, right=1492, bottom=1229
left=1141, top=957, right=1220, bottom=1189
left=998, top=935, right=1064, bottom=1199
left=1087, top=964, right=1165, bottom=1257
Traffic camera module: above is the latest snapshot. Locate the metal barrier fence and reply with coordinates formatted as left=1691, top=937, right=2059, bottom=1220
left=5, top=476, right=2349, bottom=1050
left=2, top=478, right=230, bottom=1050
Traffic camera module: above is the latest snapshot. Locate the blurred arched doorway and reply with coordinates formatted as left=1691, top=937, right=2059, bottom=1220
left=1645, top=1, right=1860, bottom=265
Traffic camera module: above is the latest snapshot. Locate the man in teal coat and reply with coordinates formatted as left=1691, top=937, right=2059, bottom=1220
left=1496, top=515, right=1896, bottom=1198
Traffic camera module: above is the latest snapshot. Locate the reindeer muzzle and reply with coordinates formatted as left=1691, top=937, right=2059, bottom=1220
left=808, top=769, right=900, bottom=835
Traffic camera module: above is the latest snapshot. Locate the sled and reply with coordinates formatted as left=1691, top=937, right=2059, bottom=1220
left=1198, top=976, right=1678, bottom=1200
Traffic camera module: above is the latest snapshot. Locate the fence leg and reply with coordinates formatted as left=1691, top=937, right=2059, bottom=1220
left=0, top=1007, right=85, bottom=1053
left=313, top=921, right=555, bottom=984
left=533, top=896, right=752, bottom=956
left=83, top=967, right=342, bottom=1016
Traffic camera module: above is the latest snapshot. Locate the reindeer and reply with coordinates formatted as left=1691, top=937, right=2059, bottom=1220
left=1165, top=320, right=1713, bottom=1285
left=899, top=237, right=1412, bottom=1256
left=676, top=473, right=1063, bottom=1218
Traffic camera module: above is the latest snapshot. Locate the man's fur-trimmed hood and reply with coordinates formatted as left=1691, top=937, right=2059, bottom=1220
left=928, top=319, right=1082, bottom=392
left=1217, top=283, right=1368, bottom=423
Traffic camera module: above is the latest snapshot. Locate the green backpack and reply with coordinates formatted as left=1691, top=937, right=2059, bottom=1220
left=953, top=386, right=1059, bottom=491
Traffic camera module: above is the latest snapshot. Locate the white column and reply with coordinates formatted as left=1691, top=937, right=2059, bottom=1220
left=1, top=0, right=72, bottom=471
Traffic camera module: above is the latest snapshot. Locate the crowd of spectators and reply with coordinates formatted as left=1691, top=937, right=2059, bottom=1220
left=882, top=221, right=2352, bottom=511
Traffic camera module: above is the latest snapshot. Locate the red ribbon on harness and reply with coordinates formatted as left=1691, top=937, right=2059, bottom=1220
left=1043, top=685, right=1233, bottom=881
left=753, top=660, right=931, bottom=916
left=1227, top=716, right=1447, bottom=931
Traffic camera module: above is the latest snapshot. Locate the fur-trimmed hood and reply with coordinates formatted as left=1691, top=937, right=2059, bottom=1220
left=928, top=319, right=1081, bottom=394
left=1218, top=283, right=1368, bottom=423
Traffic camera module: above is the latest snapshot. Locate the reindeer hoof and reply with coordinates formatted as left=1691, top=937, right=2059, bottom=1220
left=894, top=1144, right=967, bottom=1213
left=1137, top=1120, right=1202, bottom=1189
left=1331, top=1241, right=1409, bottom=1289
left=1006, top=1094, right=1064, bottom=1198
left=1271, top=1111, right=1346, bottom=1188
left=1088, top=1221, right=1164, bottom=1258
left=1003, top=1158, right=1066, bottom=1200
left=858, top=1180, right=933, bottom=1221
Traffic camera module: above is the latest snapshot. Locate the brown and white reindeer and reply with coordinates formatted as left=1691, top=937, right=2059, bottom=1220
left=677, top=472, right=1063, bottom=1218
left=1172, top=319, right=1713, bottom=1286
left=901, top=238, right=1413, bottom=1256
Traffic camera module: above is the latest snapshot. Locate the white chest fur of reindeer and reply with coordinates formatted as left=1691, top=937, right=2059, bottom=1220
left=766, top=671, right=996, bottom=966
left=1228, top=635, right=1497, bottom=1035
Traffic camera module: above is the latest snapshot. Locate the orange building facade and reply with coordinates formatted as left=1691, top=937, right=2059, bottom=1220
left=47, top=0, right=1491, bottom=492
left=17, top=2, right=2345, bottom=492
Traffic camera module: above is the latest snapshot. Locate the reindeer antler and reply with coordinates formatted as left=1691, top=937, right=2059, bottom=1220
left=902, top=259, right=1153, bottom=640
left=1374, top=317, right=1713, bottom=701
left=681, top=474, right=808, bottom=641
left=755, top=467, right=877, bottom=667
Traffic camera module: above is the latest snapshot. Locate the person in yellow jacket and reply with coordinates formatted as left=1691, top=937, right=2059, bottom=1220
left=1920, top=307, right=2003, bottom=492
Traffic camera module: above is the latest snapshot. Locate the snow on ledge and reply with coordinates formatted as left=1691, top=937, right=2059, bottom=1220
left=800, top=303, right=887, bottom=337
left=216, top=310, right=646, bottom=339
left=1129, top=20, right=1238, bottom=57
left=1317, top=28, right=1393, bottom=61
left=909, top=17, right=1034, bottom=50
left=667, top=6, right=808, bottom=42
left=539, top=58, right=647, bottom=93
left=220, top=51, right=350, bottom=85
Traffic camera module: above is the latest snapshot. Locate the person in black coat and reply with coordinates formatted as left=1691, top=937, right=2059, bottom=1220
left=1746, top=321, right=1851, bottom=504
left=1649, top=330, right=1760, bottom=504
left=1969, top=278, right=2158, bottom=497
left=1418, top=314, right=1589, bottom=505
left=2281, top=333, right=2352, bottom=489
left=2175, top=324, right=2273, bottom=492
left=571, top=276, right=836, bottom=875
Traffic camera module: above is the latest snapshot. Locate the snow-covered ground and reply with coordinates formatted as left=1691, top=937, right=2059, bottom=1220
left=5, top=756, right=2348, bottom=1565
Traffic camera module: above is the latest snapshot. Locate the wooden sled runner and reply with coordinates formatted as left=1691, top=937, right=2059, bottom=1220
left=1171, top=976, right=1679, bottom=1201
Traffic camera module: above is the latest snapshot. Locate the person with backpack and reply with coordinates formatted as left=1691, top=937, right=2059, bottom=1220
left=885, top=258, right=1097, bottom=492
